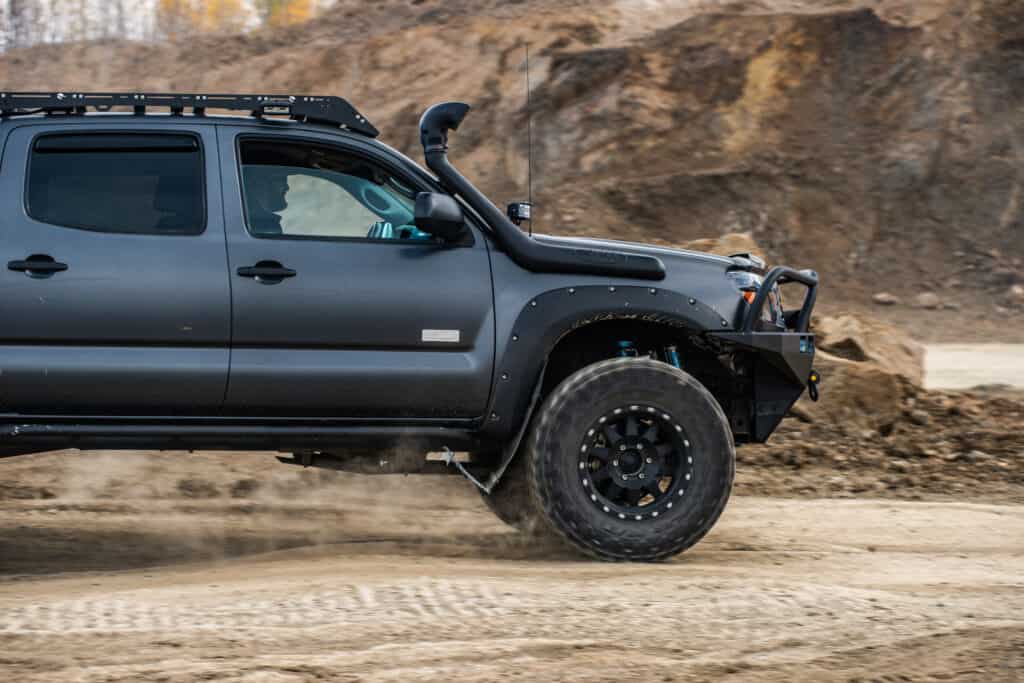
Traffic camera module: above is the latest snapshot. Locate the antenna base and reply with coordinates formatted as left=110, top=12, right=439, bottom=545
left=507, top=202, right=532, bottom=227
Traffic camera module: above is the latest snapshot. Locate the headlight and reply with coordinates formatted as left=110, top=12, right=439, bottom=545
left=727, top=271, right=784, bottom=328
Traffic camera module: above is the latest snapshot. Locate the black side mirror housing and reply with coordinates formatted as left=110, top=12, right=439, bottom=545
left=415, top=192, right=467, bottom=242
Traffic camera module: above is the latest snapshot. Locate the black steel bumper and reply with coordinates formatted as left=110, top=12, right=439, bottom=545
left=713, top=266, right=820, bottom=442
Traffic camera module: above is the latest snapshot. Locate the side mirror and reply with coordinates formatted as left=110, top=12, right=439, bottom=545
left=414, top=192, right=467, bottom=242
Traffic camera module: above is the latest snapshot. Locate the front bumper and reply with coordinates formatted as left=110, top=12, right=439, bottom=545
left=713, top=266, right=819, bottom=442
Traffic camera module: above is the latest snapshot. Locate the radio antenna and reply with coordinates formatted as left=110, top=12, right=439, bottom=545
left=525, top=42, right=534, bottom=237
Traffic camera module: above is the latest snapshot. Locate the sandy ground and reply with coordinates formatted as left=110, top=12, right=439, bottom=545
left=0, top=450, right=1022, bottom=682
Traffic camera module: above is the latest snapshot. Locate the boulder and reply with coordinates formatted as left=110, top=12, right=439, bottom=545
left=813, top=314, right=925, bottom=386
left=913, top=292, right=942, bottom=309
left=797, top=353, right=908, bottom=431
left=872, top=292, right=900, bottom=306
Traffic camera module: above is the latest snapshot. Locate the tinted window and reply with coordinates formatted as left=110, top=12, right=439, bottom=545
left=239, top=138, right=429, bottom=241
left=28, top=133, right=204, bottom=235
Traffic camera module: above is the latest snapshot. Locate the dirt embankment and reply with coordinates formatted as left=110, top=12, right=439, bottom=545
left=0, top=0, right=1020, bottom=338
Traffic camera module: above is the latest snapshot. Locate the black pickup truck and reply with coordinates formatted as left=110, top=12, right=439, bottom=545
left=0, top=92, right=819, bottom=561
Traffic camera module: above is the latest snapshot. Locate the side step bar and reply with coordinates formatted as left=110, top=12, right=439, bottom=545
left=0, top=422, right=483, bottom=457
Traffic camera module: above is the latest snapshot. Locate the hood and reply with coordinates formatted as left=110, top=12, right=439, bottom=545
left=533, top=234, right=736, bottom=268
left=534, top=234, right=748, bottom=325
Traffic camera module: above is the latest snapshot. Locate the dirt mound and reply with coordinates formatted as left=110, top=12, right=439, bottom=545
left=782, top=312, right=920, bottom=431
left=677, top=232, right=765, bottom=260
left=815, top=313, right=925, bottom=384
left=740, top=385, right=1024, bottom=502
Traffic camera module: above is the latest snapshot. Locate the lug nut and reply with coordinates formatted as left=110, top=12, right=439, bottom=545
left=639, top=473, right=645, bottom=479
left=619, top=444, right=627, bottom=451
left=612, top=459, right=619, bottom=467
left=645, top=457, right=652, bottom=464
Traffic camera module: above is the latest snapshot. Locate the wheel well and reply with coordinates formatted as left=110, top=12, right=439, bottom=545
left=540, top=320, right=749, bottom=437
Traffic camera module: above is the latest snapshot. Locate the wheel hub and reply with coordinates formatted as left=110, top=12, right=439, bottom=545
left=616, top=447, right=644, bottom=476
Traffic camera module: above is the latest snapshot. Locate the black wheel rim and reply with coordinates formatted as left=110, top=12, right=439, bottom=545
left=578, top=404, right=693, bottom=521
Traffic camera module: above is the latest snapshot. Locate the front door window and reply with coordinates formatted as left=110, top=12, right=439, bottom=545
left=239, top=139, right=430, bottom=241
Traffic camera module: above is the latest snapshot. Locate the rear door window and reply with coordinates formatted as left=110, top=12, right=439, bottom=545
left=27, top=133, right=205, bottom=235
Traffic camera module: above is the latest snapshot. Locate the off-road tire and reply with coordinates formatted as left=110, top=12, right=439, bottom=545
left=526, top=357, right=735, bottom=561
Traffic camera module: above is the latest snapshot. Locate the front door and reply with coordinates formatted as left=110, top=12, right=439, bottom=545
left=219, top=130, right=495, bottom=418
left=0, top=123, right=231, bottom=415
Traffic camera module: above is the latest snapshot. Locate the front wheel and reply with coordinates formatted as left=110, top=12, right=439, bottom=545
left=525, top=357, right=735, bottom=561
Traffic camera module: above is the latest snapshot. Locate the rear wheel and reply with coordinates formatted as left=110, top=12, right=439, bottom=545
left=525, top=357, right=735, bottom=561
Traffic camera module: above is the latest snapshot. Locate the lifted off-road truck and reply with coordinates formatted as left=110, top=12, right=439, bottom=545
left=0, top=92, right=819, bottom=561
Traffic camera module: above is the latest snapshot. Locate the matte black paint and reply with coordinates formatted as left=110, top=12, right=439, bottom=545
left=0, top=121, right=230, bottom=414
left=217, top=125, right=495, bottom=417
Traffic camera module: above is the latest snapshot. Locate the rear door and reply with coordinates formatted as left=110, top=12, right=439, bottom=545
left=0, top=122, right=230, bottom=415
left=218, top=128, right=495, bottom=418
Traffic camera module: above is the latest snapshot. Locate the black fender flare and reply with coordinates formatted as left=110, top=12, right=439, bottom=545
left=478, top=285, right=729, bottom=443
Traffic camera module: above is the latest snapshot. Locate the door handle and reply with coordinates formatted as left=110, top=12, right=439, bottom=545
left=237, top=260, right=296, bottom=283
left=8, top=254, right=68, bottom=278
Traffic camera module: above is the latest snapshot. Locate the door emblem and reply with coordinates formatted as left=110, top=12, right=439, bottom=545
left=422, top=329, right=460, bottom=343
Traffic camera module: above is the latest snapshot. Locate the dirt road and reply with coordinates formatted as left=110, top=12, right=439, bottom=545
left=925, top=344, right=1024, bottom=390
left=1, top=451, right=1022, bottom=682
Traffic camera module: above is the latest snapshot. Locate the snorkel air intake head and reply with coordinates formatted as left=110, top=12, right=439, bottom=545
left=419, top=102, right=471, bottom=154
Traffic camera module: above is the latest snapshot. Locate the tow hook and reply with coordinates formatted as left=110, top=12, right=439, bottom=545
left=807, top=369, right=821, bottom=402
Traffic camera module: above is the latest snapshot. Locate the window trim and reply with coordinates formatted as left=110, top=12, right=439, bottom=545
left=24, top=130, right=208, bottom=236
left=234, top=133, right=474, bottom=247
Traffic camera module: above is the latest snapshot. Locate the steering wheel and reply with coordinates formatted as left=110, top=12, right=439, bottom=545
left=359, top=184, right=406, bottom=222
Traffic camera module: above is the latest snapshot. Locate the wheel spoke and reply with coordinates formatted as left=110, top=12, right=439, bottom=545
left=643, top=481, right=663, bottom=498
left=625, top=487, right=646, bottom=505
left=625, top=415, right=639, bottom=437
left=655, top=442, right=674, bottom=457
left=590, top=446, right=611, bottom=463
left=590, top=465, right=611, bottom=485
left=641, top=423, right=659, bottom=443
left=603, top=481, right=625, bottom=500
left=602, top=424, right=622, bottom=445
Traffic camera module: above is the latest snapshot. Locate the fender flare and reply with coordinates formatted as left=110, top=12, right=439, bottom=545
left=478, top=285, right=729, bottom=443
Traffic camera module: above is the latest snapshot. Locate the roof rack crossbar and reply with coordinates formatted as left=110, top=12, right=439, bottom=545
left=0, top=91, right=380, bottom=137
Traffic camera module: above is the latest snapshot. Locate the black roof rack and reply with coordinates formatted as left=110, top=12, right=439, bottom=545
left=0, top=91, right=379, bottom=137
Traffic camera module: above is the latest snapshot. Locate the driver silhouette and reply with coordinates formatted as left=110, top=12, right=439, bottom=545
left=245, top=167, right=290, bottom=235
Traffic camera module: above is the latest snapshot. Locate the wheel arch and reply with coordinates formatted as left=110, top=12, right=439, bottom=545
left=479, top=285, right=729, bottom=444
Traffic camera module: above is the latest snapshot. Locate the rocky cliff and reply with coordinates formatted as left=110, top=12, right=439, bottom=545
left=0, top=0, right=1020, bottom=323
